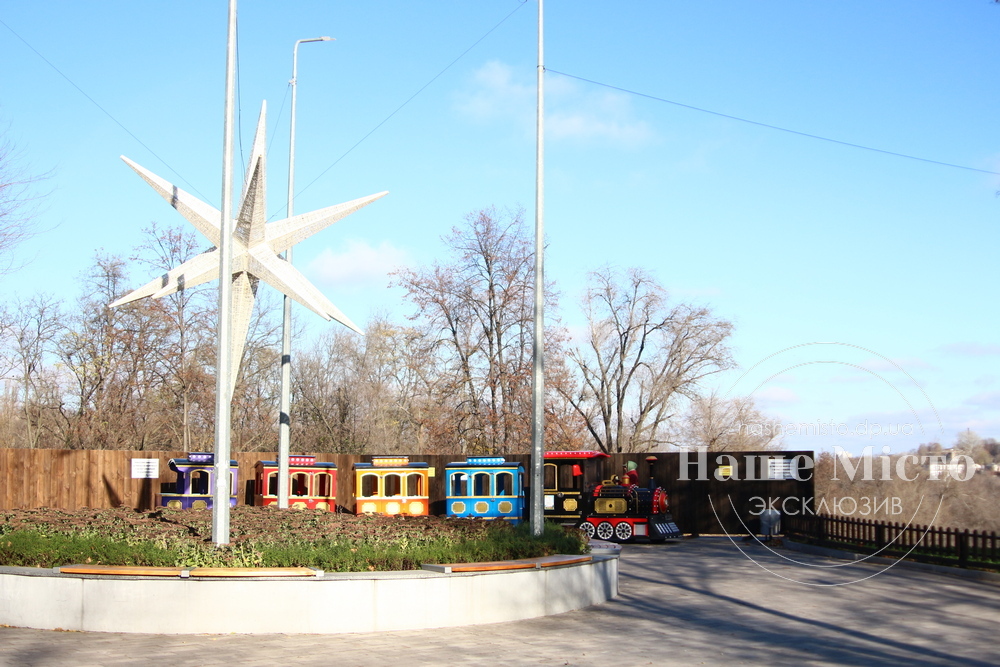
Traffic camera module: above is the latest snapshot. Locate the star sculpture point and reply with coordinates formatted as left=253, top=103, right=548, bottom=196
left=111, top=103, right=385, bottom=393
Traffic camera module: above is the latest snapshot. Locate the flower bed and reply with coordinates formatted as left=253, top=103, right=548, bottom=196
left=0, top=506, right=587, bottom=571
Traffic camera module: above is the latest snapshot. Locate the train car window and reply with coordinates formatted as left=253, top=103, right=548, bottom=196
left=267, top=471, right=278, bottom=496
left=406, top=473, right=423, bottom=497
left=229, top=471, right=236, bottom=495
left=291, top=472, right=309, bottom=497
left=316, top=473, right=332, bottom=498
left=175, top=470, right=185, bottom=494
left=451, top=472, right=468, bottom=496
left=191, top=470, right=209, bottom=495
left=384, top=474, right=402, bottom=497
left=360, top=473, right=379, bottom=498
left=473, top=472, right=490, bottom=496
left=544, top=463, right=557, bottom=491
left=585, top=460, right=604, bottom=487
left=495, top=471, right=513, bottom=496
left=559, top=464, right=581, bottom=491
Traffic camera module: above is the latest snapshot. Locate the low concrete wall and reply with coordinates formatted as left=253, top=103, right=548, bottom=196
left=0, top=556, right=618, bottom=634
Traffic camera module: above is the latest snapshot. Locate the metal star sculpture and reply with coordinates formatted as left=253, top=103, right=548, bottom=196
left=111, top=103, right=387, bottom=395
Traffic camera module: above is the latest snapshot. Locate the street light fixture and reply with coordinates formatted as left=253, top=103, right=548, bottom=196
left=278, top=35, right=333, bottom=509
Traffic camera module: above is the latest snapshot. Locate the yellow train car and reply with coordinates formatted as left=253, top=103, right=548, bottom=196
left=353, top=456, right=431, bottom=516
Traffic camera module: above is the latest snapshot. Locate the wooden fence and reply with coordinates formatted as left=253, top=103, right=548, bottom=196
left=783, top=512, right=1000, bottom=570
left=0, top=448, right=814, bottom=536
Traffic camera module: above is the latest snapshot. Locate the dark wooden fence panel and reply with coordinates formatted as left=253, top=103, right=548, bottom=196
left=784, top=512, right=1000, bottom=571
left=0, top=449, right=814, bottom=535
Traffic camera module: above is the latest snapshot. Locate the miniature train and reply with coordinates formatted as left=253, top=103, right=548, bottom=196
left=543, top=451, right=682, bottom=541
left=158, top=451, right=680, bottom=542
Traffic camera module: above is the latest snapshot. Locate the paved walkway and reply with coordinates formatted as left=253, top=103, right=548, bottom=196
left=2, top=537, right=998, bottom=666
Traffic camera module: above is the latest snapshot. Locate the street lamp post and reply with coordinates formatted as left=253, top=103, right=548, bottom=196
left=278, top=36, right=333, bottom=509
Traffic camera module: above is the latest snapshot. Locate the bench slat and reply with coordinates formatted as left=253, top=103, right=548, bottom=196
left=422, top=554, right=592, bottom=574
left=188, top=567, right=319, bottom=578
left=58, top=565, right=184, bottom=577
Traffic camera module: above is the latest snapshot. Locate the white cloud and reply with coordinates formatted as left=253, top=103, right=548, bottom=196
left=965, top=391, right=1000, bottom=410
left=939, top=342, right=1000, bottom=356
left=668, top=285, right=723, bottom=299
left=859, top=356, right=934, bottom=373
left=306, top=239, right=409, bottom=293
left=752, top=385, right=799, bottom=405
left=454, top=60, right=532, bottom=125
left=454, top=60, right=654, bottom=147
left=975, top=374, right=998, bottom=387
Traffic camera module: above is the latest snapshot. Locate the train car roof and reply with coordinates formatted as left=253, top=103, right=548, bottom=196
left=254, top=461, right=337, bottom=469
left=544, top=451, right=610, bottom=459
left=353, top=462, right=429, bottom=469
left=168, top=459, right=237, bottom=470
left=444, top=462, right=524, bottom=470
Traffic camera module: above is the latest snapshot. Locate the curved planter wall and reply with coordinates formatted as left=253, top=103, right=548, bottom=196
left=0, top=556, right=618, bottom=634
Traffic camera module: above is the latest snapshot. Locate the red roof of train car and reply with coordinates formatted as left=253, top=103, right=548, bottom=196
left=544, top=451, right=610, bottom=459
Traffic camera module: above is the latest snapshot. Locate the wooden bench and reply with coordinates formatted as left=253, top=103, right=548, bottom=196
left=421, top=554, right=592, bottom=574
left=56, top=565, right=322, bottom=578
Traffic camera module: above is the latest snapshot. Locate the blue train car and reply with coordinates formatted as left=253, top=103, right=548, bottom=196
left=445, top=456, right=524, bottom=524
left=157, top=452, right=238, bottom=510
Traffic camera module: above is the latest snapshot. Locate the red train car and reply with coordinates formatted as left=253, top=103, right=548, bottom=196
left=253, top=456, right=337, bottom=511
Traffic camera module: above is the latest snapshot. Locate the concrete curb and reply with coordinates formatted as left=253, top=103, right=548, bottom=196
left=0, top=554, right=618, bottom=634
left=782, top=539, right=1000, bottom=587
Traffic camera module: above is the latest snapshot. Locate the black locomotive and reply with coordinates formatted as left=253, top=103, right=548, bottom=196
left=543, top=451, right=682, bottom=542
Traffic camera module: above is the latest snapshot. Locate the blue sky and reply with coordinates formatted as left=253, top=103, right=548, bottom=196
left=1, top=1, right=998, bottom=455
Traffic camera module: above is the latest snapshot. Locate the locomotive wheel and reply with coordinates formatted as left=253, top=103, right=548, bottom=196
left=595, top=521, right=614, bottom=541
left=614, top=521, right=633, bottom=541
left=579, top=521, right=596, bottom=540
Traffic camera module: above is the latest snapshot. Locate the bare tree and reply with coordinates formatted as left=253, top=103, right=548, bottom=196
left=676, top=390, right=783, bottom=452
left=395, top=207, right=534, bottom=453
left=133, top=223, right=215, bottom=450
left=292, top=316, right=438, bottom=454
left=6, top=295, right=64, bottom=448
left=565, top=267, right=734, bottom=453
left=0, top=135, right=47, bottom=275
left=393, top=207, right=574, bottom=455
left=57, top=254, right=173, bottom=449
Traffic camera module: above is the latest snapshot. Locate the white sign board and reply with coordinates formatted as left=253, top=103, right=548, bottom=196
left=131, top=458, right=160, bottom=479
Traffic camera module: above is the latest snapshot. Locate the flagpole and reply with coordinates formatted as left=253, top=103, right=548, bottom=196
left=530, top=0, right=545, bottom=537
left=212, top=0, right=237, bottom=546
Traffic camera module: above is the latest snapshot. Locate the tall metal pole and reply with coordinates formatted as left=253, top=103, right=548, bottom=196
left=530, top=0, right=545, bottom=537
left=279, top=36, right=332, bottom=509
left=213, top=0, right=238, bottom=546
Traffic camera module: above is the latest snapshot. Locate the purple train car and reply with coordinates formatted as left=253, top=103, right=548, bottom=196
left=157, top=452, right=238, bottom=510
